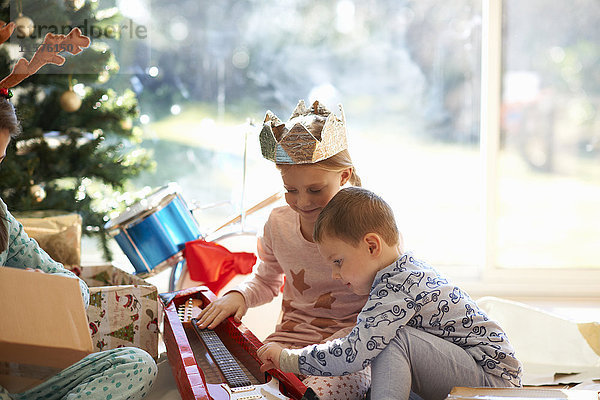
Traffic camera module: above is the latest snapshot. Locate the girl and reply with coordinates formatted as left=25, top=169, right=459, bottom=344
left=0, top=96, right=157, bottom=400
left=196, top=100, right=371, bottom=400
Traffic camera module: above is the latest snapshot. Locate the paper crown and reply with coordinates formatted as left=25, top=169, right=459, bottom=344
left=259, top=99, right=348, bottom=164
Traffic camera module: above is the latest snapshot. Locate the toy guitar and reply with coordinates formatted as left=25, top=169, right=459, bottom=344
left=178, top=298, right=290, bottom=400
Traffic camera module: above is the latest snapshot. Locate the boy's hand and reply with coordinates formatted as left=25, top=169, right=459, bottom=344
left=196, top=291, right=247, bottom=329
left=257, top=343, right=284, bottom=372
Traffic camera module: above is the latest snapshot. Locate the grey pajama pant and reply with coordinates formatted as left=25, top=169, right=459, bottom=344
left=371, top=326, right=512, bottom=400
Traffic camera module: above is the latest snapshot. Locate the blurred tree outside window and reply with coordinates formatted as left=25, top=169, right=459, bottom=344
left=499, top=0, right=600, bottom=269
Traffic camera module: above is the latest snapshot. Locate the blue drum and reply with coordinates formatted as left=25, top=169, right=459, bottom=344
left=104, top=184, right=202, bottom=276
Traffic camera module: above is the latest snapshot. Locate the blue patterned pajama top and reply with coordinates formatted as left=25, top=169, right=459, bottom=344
left=280, top=253, right=523, bottom=387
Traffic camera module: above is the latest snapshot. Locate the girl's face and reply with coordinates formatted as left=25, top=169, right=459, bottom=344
left=281, top=164, right=351, bottom=224
left=0, top=129, right=10, bottom=164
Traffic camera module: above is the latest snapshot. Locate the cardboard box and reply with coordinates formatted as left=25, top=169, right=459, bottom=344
left=0, top=267, right=93, bottom=393
left=447, top=387, right=600, bottom=399
left=69, top=263, right=159, bottom=359
left=15, top=211, right=82, bottom=267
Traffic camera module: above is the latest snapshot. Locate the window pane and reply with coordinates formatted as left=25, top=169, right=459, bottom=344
left=129, top=1, right=482, bottom=272
left=499, top=0, right=600, bottom=268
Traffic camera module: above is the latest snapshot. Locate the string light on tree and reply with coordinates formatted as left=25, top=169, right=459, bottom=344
left=64, top=0, right=86, bottom=11
left=147, top=66, right=159, bottom=77
left=98, top=69, right=110, bottom=83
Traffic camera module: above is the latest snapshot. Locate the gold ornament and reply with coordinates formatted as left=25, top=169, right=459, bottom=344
left=60, top=89, right=82, bottom=112
left=15, top=14, right=35, bottom=38
left=98, top=70, right=110, bottom=84
left=30, top=184, right=46, bottom=202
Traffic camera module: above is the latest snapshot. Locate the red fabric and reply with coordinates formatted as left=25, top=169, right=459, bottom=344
left=184, top=239, right=257, bottom=295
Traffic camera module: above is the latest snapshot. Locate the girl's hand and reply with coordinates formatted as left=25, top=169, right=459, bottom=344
left=257, top=343, right=284, bottom=372
left=196, top=291, right=247, bottom=329
left=25, top=268, right=45, bottom=273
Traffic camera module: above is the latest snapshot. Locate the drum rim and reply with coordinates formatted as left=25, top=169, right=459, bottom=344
left=104, top=184, right=182, bottom=231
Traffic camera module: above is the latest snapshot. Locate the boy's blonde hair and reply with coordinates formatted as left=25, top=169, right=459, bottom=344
left=314, top=187, right=400, bottom=246
left=277, top=149, right=362, bottom=186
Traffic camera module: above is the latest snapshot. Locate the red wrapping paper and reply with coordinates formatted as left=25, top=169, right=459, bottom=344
left=184, top=239, right=256, bottom=294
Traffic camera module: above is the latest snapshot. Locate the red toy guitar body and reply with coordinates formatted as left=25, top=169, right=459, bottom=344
left=178, top=298, right=289, bottom=400
left=161, top=286, right=315, bottom=400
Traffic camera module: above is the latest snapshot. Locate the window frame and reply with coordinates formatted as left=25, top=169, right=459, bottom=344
left=459, top=0, right=600, bottom=299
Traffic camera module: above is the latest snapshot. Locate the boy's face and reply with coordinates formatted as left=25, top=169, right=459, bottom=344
left=281, top=165, right=350, bottom=225
left=317, top=234, right=379, bottom=296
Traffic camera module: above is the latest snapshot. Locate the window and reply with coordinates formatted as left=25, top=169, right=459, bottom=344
left=115, top=0, right=598, bottom=298
left=131, top=0, right=486, bottom=274
left=475, top=0, right=600, bottom=297
left=499, top=0, right=600, bottom=269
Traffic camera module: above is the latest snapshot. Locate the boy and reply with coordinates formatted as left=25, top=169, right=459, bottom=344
left=257, top=187, right=522, bottom=400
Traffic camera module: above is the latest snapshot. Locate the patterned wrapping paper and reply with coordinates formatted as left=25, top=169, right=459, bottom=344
left=69, top=263, right=159, bottom=359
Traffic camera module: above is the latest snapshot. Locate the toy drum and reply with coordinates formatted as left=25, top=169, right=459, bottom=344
left=104, top=184, right=202, bottom=276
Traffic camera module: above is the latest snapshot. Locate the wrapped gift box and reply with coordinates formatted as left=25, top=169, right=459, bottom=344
left=15, top=210, right=82, bottom=267
left=69, top=263, right=159, bottom=359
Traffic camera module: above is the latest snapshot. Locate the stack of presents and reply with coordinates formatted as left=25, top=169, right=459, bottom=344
left=0, top=211, right=159, bottom=395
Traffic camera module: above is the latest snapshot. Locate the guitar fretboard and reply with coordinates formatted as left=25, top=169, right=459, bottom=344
left=190, top=322, right=253, bottom=388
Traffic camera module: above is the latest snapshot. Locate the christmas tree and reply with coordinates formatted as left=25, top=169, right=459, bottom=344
left=0, top=0, right=152, bottom=259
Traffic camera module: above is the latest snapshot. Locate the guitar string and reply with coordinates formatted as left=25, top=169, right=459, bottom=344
left=179, top=306, right=252, bottom=387
left=179, top=301, right=255, bottom=387
left=191, top=318, right=253, bottom=388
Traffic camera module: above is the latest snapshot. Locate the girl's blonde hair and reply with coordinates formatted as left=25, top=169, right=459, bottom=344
left=276, top=149, right=362, bottom=186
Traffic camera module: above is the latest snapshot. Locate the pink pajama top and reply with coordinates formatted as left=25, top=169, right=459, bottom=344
left=231, top=206, right=369, bottom=347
